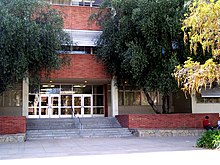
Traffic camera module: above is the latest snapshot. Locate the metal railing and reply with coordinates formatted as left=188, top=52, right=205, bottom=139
left=72, top=108, right=83, bottom=131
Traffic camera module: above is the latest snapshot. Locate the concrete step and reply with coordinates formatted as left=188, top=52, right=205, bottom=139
left=26, top=118, right=77, bottom=130
left=26, top=128, right=132, bottom=139
left=79, top=117, right=122, bottom=129
left=26, top=117, right=133, bottom=140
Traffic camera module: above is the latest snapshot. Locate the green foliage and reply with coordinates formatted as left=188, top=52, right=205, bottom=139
left=92, top=0, right=185, bottom=95
left=196, top=130, right=220, bottom=149
left=0, top=0, right=70, bottom=93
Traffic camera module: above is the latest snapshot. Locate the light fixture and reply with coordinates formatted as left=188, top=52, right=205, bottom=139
left=73, top=85, right=86, bottom=88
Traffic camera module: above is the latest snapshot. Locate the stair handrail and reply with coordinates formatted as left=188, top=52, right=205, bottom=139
left=71, top=107, right=83, bottom=130
left=77, top=116, right=83, bottom=130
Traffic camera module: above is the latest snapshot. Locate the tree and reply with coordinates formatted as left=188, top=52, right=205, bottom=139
left=173, top=0, right=220, bottom=96
left=91, top=0, right=185, bottom=113
left=0, top=0, right=70, bottom=93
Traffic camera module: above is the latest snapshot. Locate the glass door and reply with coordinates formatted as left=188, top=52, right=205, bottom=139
left=83, top=95, right=92, bottom=117
left=40, top=94, right=60, bottom=118
left=73, top=94, right=92, bottom=117
left=60, top=95, right=73, bottom=118
left=50, top=95, right=60, bottom=118
left=28, top=94, right=40, bottom=118
left=40, top=95, right=49, bottom=118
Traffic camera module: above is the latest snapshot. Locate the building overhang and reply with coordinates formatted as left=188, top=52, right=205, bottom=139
left=41, top=78, right=111, bottom=85
left=201, top=87, right=220, bottom=97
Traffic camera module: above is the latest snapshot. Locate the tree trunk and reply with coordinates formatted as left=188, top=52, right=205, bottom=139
left=143, top=88, right=161, bottom=114
left=162, top=94, right=170, bottom=114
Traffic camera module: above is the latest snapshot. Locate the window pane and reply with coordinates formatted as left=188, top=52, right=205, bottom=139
left=4, top=90, right=22, bottom=107
left=118, top=91, right=123, bottom=106
left=84, top=108, right=91, bottom=114
left=52, top=0, right=71, bottom=5
left=93, top=95, right=103, bottom=106
left=29, top=95, right=39, bottom=107
left=93, top=107, right=104, bottom=115
left=40, top=85, right=60, bottom=94
left=61, top=108, right=72, bottom=115
left=141, top=91, right=161, bottom=105
left=41, top=97, right=48, bottom=106
left=196, top=93, right=220, bottom=103
left=124, top=92, right=134, bottom=106
left=133, top=92, right=141, bottom=105
left=61, top=95, right=72, bottom=106
left=83, top=85, right=92, bottom=94
left=61, top=85, right=72, bottom=94
left=93, top=85, right=103, bottom=94
left=28, top=108, right=39, bottom=115
left=141, top=91, right=148, bottom=105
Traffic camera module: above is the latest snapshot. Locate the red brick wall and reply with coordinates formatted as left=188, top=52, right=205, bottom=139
left=0, top=116, right=26, bottom=134
left=53, top=5, right=100, bottom=30
left=50, top=54, right=110, bottom=79
left=116, top=113, right=219, bottom=129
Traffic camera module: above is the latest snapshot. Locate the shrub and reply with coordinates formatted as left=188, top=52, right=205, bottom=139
left=196, top=130, right=220, bottom=149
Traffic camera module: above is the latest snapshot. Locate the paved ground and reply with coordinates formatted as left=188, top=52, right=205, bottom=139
left=0, top=136, right=219, bottom=165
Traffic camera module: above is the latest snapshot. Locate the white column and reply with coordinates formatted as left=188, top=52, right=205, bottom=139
left=111, top=77, right=118, bottom=117
left=22, top=78, right=29, bottom=117
left=191, top=95, right=196, bottom=114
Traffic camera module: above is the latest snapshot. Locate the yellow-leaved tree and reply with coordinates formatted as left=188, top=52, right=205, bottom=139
left=173, top=0, right=220, bottom=96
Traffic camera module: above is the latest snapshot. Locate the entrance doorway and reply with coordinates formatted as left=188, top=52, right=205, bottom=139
left=28, top=84, right=105, bottom=118
left=40, top=94, right=60, bottom=118
left=73, top=94, right=93, bottom=117
left=28, top=94, right=93, bottom=118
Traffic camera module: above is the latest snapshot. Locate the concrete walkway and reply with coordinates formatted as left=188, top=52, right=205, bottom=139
left=0, top=136, right=219, bottom=165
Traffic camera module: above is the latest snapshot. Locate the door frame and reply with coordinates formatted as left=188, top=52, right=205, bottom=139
left=27, top=94, right=93, bottom=118
left=73, top=94, right=93, bottom=117
left=39, top=94, right=60, bottom=118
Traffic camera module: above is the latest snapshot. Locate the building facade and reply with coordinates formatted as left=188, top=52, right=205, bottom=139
left=1, top=0, right=209, bottom=118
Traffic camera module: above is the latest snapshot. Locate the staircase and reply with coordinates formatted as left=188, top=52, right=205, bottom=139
left=26, top=117, right=133, bottom=140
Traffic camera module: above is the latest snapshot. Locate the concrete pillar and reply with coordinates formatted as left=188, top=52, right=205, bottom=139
left=191, top=94, right=198, bottom=114
left=22, top=78, right=29, bottom=117
left=111, top=77, right=118, bottom=117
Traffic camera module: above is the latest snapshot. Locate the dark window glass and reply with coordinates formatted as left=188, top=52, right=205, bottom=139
left=93, top=95, right=103, bottom=106
left=93, top=85, right=103, bottom=94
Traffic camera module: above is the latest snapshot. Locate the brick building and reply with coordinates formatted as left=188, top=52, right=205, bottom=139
left=0, top=0, right=194, bottom=119
left=0, top=1, right=220, bottom=141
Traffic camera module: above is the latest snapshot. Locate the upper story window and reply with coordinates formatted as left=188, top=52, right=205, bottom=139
left=46, top=0, right=102, bottom=7
left=60, top=46, right=97, bottom=54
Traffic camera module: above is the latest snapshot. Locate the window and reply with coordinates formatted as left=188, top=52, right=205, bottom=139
left=196, top=93, right=220, bottom=103
left=118, top=86, right=141, bottom=106
left=50, top=0, right=72, bottom=5
left=116, top=85, right=162, bottom=106
left=47, top=0, right=103, bottom=7
left=0, top=84, right=22, bottom=107
left=60, top=46, right=94, bottom=54
left=40, top=85, right=60, bottom=94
